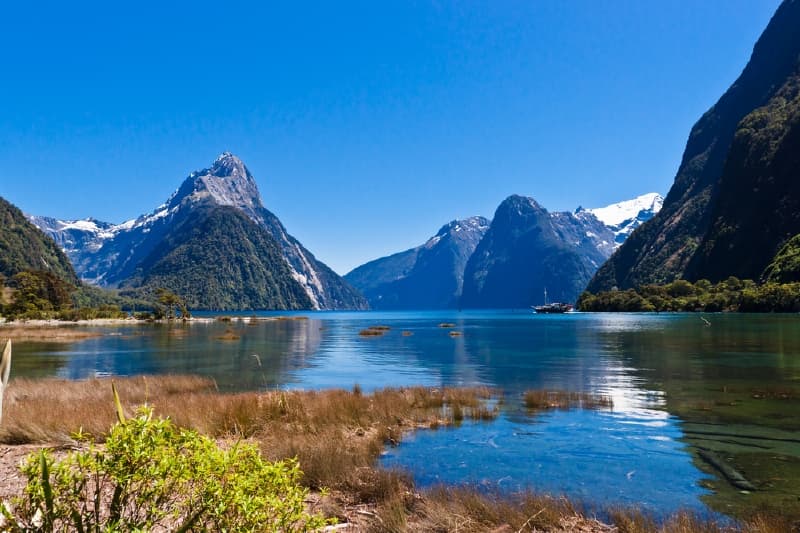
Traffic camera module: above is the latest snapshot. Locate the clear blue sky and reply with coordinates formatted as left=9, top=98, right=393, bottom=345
left=0, top=1, right=781, bottom=274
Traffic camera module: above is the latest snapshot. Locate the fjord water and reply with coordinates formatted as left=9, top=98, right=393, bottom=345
left=12, top=312, right=800, bottom=517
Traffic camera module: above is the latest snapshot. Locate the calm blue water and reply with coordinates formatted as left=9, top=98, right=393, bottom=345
left=11, top=310, right=800, bottom=517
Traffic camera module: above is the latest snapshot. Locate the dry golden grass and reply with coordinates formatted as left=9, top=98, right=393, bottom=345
left=608, top=508, right=795, bottom=533
left=0, top=377, right=497, bottom=496
left=523, top=390, right=614, bottom=410
left=1, top=376, right=790, bottom=532
left=0, top=376, right=214, bottom=443
left=215, top=327, right=241, bottom=340
left=404, top=486, right=598, bottom=532
left=0, top=327, right=102, bottom=342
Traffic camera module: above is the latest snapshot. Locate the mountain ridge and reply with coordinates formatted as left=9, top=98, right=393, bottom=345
left=31, top=153, right=367, bottom=310
left=347, top=192, right=660, bottom=309
left=460, top=195, right=614, bottom=308
left=345, top=216, right=490, bottom=309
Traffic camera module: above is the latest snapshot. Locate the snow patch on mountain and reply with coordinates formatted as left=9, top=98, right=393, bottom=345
left=585, top=192, right=663, bottom=245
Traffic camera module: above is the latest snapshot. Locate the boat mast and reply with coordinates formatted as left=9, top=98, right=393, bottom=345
left=544, top=287, right=548, bottom=305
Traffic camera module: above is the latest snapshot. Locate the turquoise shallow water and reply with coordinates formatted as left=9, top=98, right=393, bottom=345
left=11, top=311, right=800, bottom=517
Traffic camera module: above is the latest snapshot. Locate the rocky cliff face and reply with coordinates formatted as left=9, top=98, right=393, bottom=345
left=588, top=0, right=800, bottom=291
left=31, top=153, right=367, bottom=310
left=345, top=216, right=490, bottom=309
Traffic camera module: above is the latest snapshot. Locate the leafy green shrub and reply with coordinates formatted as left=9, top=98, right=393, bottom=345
left=578, top=278, right=800, bottom=313
left=56, top=305, right=127, bottom=321
left=4, top=407, right=330, bottom=532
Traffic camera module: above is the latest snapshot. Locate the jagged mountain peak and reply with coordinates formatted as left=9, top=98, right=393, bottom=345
left=210, top=151, right=249, bottom=177
left=492, top=196, right=548, bottom=228
left=433, top=216, right=491, bottom=238
left=168, top=153, right=263, bottom=217
left=346, top=214, right=491, bottom=309
left=587, top=192, right=664, bottom=245
left=587, top=193, right=663, bottom=227
left=501, top=194, right=543, bottom=210
left=30, top=153, right=367, bottom=310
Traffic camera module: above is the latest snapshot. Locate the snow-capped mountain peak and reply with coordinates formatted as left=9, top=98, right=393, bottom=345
left=166, top=152, right=263, bottom=218
left=585, top=192, right=663, bottom=245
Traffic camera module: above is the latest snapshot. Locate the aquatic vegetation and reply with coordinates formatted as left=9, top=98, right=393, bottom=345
left=523, top=390, right=613, bottom=410
left=359, top=325, right=391, bottom=336
left=216, top=327, right=241, bottom=340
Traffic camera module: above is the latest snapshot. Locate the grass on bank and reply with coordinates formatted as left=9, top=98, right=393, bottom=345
left=0, top=376, right=794, bottom=532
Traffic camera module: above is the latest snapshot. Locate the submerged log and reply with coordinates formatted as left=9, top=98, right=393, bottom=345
left=697, top=449, right=757, bottom=491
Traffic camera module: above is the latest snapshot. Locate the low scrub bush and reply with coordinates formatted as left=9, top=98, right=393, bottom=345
left=4, top=407, right=330, bottom=532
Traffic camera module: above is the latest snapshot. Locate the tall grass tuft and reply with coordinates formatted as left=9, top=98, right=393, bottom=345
left=0, top=339, right=11, bottom=426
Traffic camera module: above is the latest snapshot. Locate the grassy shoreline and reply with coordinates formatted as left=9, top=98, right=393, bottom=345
left=0, top=376, right=792, bottom=532
left=0, top=315, right=310, bottom=342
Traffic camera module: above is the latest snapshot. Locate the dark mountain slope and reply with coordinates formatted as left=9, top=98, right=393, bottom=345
left=762, top=233, right=800, bottom=283
left=345, top=217, right=490, bottom=309
left=461, top=196, right=612, bottom=308
left=0, top=196, right=78, bottom=284
left=687, top=72, right=800, bottom=281
left=121, top=206, right=312, bottom=310
left=588, top=0, right=800, bottom=291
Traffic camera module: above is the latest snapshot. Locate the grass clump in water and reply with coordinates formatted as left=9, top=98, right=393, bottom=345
left=359, top=325, right=391, bottom=336
left=216, top=327, right=241, bottom=340
left=523, top=390, right=614, bottom=410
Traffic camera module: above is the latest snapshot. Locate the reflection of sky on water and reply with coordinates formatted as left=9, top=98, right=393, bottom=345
left=381, top=408, right=709, bottom=517
left=18, top=310, right=797, bottom=517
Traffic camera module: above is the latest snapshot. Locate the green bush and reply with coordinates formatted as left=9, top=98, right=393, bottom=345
left=578, top=278, right=800, bottom=313
left=4, top=408, right=331, bottom=532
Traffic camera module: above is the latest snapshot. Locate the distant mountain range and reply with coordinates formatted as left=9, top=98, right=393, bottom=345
left=26, top=149, right=664, bottom=311
left=588, top=0, right=800, bottom=291
left=345, top=216, right=490, bottom=309
left=31, top=153, right=367, bottom=310
left=347, top=193, right=662, bottom=309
